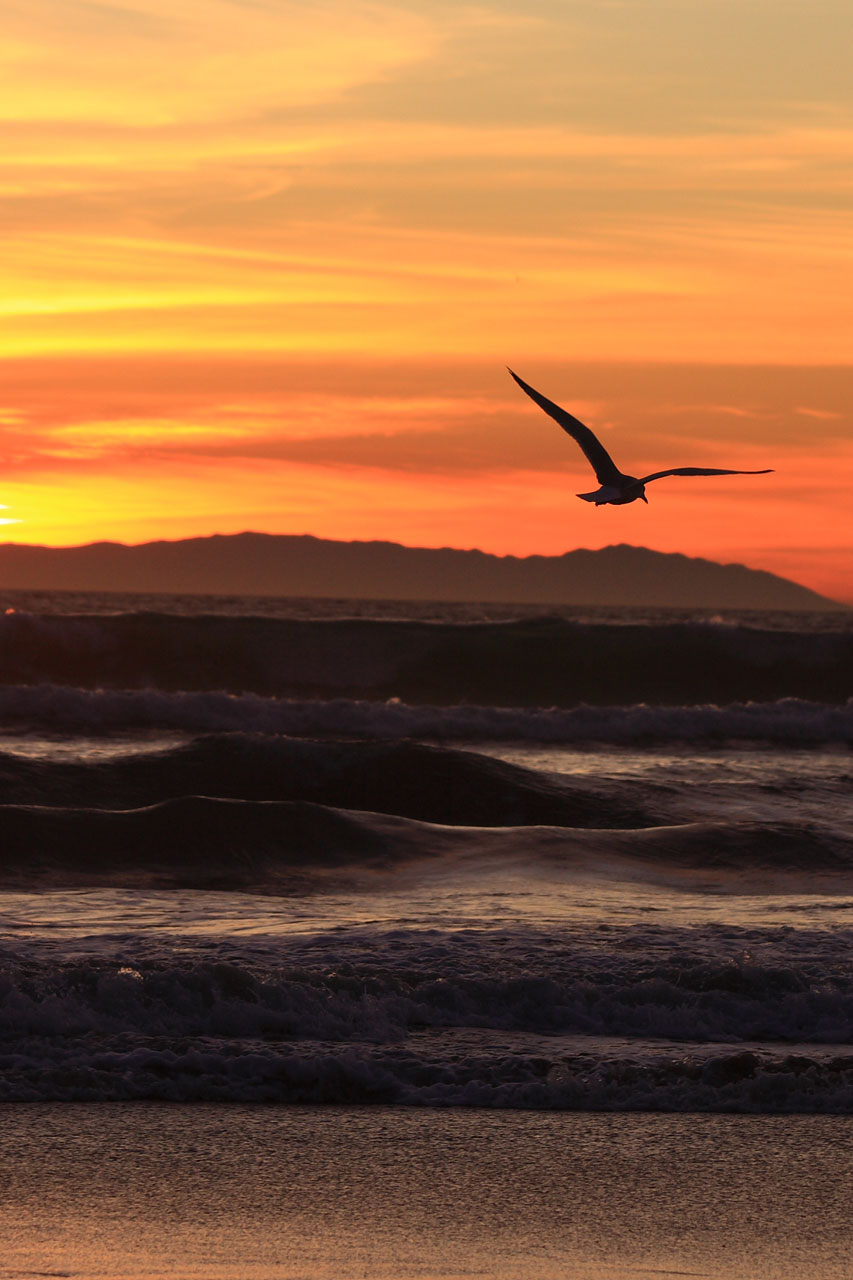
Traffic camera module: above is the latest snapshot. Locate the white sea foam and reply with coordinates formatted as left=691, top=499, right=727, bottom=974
left=1, top=684, right=851, bottom=743
left=1, top=933, right=851, bottom=1108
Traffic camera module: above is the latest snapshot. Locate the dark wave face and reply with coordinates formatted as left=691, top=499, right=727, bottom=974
left=1, top=612, right=851, bottom=704
left=0, top=796, right=850, bottom=894
left=2, top=727, right=850, bottom=826
left=0, top=727, right=850, bottom=894
left=0, top=734, right=661, bottom=826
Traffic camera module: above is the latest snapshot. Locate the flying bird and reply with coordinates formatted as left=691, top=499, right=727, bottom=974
left=508, top=369, right=772, bottom=506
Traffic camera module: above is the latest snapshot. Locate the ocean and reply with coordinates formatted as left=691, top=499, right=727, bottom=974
left=0, top=591, right=851, bottom=1278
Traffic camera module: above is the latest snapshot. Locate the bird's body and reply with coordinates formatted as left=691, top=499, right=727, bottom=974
left=508, top=369, right=772, bottom=506
left=577, top=484, right=643, bottom=506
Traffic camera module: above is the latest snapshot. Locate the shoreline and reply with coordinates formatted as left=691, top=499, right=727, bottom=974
left=3, top=1104, right=851, bottom=1279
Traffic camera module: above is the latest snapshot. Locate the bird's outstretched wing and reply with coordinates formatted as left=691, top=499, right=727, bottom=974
left=508, top=368, right=623, bottom=485
left=638, top=466, right=773, bottom=485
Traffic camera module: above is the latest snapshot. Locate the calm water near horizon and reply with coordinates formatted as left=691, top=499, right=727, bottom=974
left=1, top=585, right=851, bottom=628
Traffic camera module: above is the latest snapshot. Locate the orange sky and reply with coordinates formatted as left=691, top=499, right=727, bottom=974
left=1, top=0, right=851, bottom=601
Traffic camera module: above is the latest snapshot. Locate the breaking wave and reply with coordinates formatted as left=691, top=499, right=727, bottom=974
left=2, top=1038, right=851, bottom=1111
left=1, top=941, right=851, bottom=1108
left=1, top=611, right=850, bottom=704
left=1, top=685, right=851, bottom=744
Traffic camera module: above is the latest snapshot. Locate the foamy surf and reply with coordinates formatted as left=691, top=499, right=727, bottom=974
left=1, top=594, right=850, bottom=1116
left=0, top=684, right=851, bottom=743
left=1, top=927, right=851, bottom=1108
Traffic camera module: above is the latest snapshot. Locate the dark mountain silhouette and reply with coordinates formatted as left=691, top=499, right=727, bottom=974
left=0, top=533, right=842, bottom=610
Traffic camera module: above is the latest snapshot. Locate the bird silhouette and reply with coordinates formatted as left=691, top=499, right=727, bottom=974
left=508, top=369, right=772, bottom=506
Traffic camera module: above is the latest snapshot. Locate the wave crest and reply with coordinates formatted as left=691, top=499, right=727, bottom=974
left=0, top=798, right=849, bottom=891
left=1, top=613, right=850, bottom=704
left=1, top=685, right=851, bottom=744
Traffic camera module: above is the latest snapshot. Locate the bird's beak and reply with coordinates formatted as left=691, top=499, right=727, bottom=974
left=640, top=495, right=648, bottom=504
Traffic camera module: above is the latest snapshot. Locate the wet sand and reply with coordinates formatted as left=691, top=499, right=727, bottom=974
left=1, top=1105, right=850, bottom=1279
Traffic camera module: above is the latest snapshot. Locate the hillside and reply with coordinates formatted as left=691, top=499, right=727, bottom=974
left=0, top=534, right=843, bottom=610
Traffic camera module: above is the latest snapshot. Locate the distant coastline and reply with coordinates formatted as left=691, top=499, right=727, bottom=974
left=0, top=533, right=844, bottom=611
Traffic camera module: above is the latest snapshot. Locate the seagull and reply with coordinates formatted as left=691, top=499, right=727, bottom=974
left=508, top=368, right=772, bottom=506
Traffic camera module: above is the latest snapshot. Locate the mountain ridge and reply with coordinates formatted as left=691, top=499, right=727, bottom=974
left=0, top=532, right=843, bottom=610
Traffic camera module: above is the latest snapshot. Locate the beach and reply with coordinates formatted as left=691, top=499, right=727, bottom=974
left=2, top=1105, right=851, bottom=1279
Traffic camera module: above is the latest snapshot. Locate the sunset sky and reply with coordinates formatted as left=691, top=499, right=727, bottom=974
left=1, top=0, right=851, bottom=600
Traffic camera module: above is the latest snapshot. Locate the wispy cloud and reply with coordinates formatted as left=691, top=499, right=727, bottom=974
left=795, top=405, right=845, bottom=420
left=1, top=1, right=436, bottom=125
